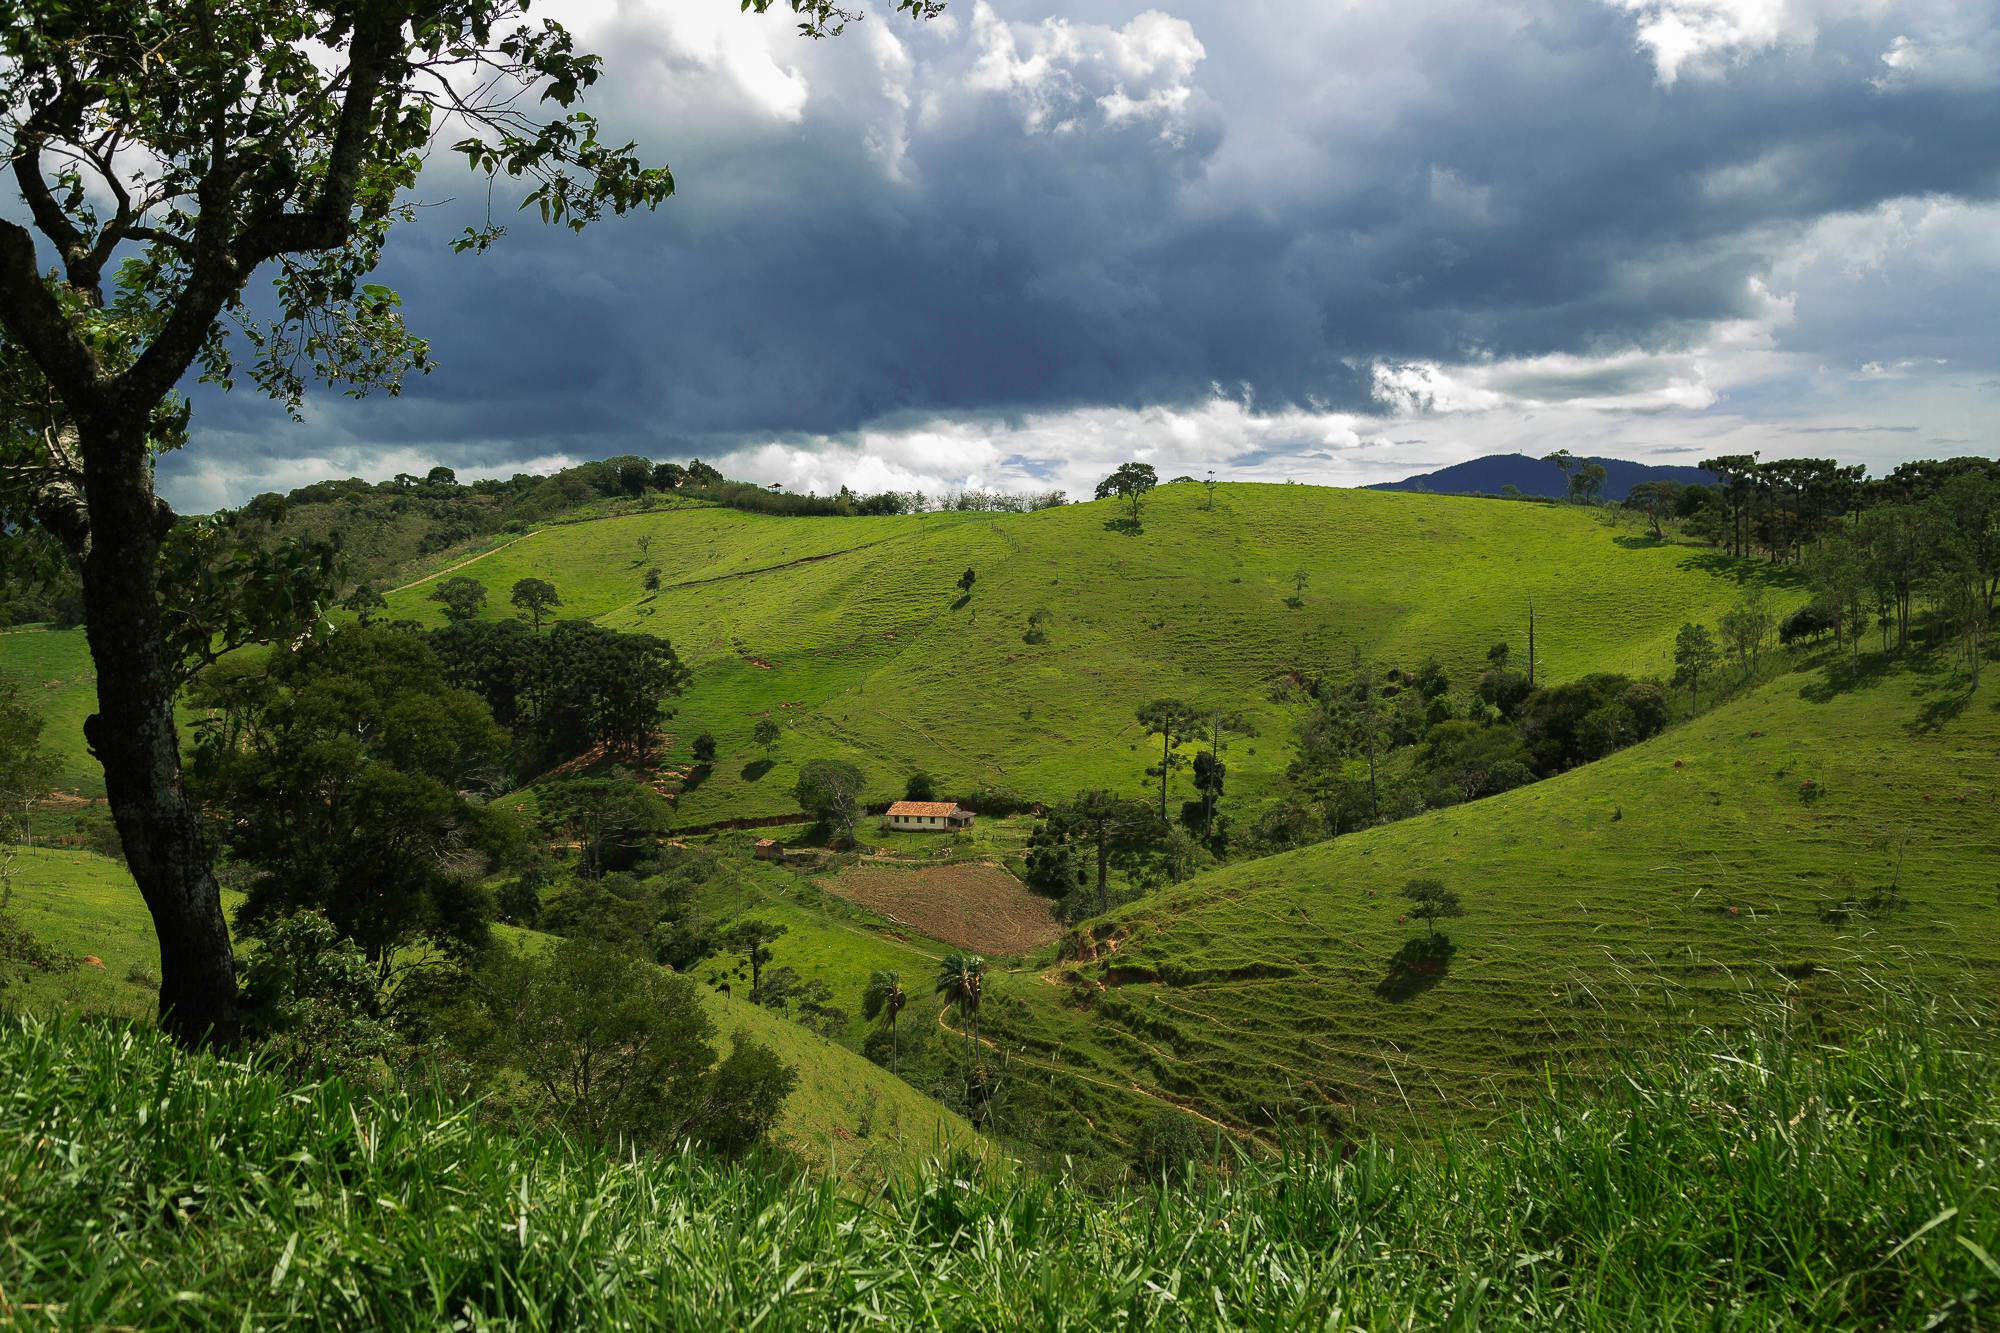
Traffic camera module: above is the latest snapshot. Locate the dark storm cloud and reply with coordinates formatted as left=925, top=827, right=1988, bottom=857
left=160, top=0, right=2000, bottom=504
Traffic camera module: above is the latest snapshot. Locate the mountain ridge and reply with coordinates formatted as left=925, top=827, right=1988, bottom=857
left=1369, top=452, right=1717, bottom=500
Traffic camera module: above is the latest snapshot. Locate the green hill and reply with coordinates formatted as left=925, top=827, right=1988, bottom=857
left=979, top=652, right=2000, bottom=1143
left=374, top=483, right=1775, bottom=822
left=0, top=846, right=979, bottom=1177
left=0, top=485, right=1782, bottom=820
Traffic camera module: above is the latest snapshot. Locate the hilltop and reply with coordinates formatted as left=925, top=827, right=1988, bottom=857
left=366, top=482, right=1766, bottom=823
left=1370, top=452, right=1716, bottom=500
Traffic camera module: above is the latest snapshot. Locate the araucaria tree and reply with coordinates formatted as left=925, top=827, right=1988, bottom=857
left=1137, top=698, right=1201, bottom=821
left=509, top=577, right=561, bottom=631
left=0, top=0, right=940, bottom=1050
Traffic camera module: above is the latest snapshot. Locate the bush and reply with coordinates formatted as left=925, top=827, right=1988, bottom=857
left=237, top=910, right=392, bottom=1081
left=1130, top=1110, right=1207, bottom=1180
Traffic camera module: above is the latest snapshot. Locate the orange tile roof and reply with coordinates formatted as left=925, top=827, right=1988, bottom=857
left=886, top=801, right=965, bottom=817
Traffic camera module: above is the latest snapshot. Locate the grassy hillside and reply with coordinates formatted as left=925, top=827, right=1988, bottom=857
left=980, top=651, right=2000, bottom=1144
left=0, top=846, right=978, bottom=1176
left=2, top=1006, right=1992, bottom=1327
left=0, top=628, right=103, bottom=796
left=0, top=485, right=1779, bottom=822
left=375, top=483, right=1777, bottom=822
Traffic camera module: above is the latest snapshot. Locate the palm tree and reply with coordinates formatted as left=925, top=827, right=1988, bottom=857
left=934, top=954, right=986, bottom=1076
left=862, top=970, right=907, bottom=1073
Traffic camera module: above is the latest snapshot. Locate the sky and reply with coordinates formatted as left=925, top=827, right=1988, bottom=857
left=158, top=0, right=2000, bottom=511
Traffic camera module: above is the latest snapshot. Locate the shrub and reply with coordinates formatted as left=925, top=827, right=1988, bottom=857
left=1130, top=1110, right=1207, bottom=1180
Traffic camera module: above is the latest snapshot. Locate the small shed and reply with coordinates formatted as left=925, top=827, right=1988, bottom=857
left=885, top=800, right=974, bottom=832
left=753, top=837, right=783, bottom=861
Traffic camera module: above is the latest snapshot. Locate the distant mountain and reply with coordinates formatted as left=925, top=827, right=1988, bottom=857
left=1368, top=453, right=1716, bottom=501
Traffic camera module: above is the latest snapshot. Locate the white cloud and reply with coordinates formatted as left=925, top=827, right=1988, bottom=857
left=964, top=3, right=1205, bottom=134
left=561, top=0, right=811, bottom=122
left=1874, top=31, right=2000, bottom=92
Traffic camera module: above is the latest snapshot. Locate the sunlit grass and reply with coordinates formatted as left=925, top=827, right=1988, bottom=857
left=0, top=1001, right=1991, bottom=1327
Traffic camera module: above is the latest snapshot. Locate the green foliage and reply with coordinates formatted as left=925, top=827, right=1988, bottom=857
left=534, top=777, right=673, bottom=878
left=1095, top=461, right=1159, bottom=525
left=862, top=969, right=908, bottom=1072
left=509, top=576, right=562, bottom=630
left=1136, top=698, right=1203, bottom=820
left=1040, top=791, right=1161, bottom=917
left=0, top=673, right=59, bottom=817
left=1129, top=1110, right=1207, bottom=1181
left=1515, top=672, right=1668, bottom=774
left=459, top=936, right=793, bottom=1154
left=237, top=910, right=391, bottom=1080
left=793, top=758, right=865, bottom=840
left=430, top=574, right=488, bottom=622
left=188, top=625, right=510, bottom=968
left=720, top=919, right=789, bottom=1003
left=1719, top=586, right=1775, bottom=673
left=428, top=617, right=689, bottom=765
left=1673, top=622, right=1720, bottom=708
left=1399, top=877, right=1464, bottom=938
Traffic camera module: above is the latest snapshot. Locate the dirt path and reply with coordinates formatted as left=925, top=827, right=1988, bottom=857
left=652, top=535, right=904, bottom=595
left=388, top=531, right=540, bottom=594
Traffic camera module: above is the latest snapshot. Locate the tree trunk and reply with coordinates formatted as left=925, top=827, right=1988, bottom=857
left=78, top=418, right=240, bottom=1048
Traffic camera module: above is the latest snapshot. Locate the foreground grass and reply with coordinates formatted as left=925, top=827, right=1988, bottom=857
left=1, top=847, right=979, bottom=1180
left=0, top=1006, right=1992, bottom=1328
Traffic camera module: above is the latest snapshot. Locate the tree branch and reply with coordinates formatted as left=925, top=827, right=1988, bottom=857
left=0, top=220, right=107, bottom=414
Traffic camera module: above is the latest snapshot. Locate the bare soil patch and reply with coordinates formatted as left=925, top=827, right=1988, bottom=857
left=817, top=862, right=1060, bottom=956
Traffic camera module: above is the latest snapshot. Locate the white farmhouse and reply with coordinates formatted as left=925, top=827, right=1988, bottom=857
left=885, top=800, right=974, bottom=831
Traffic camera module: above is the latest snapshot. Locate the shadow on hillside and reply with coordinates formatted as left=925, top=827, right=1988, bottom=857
left=1797, top=652, right=1893, bottom=704
left=1906, top=668, right=1975, bottom=735
left=740, top=758, right=774, bottom=782
left=1376, top=935, right=1456, bottom=1002
left=1677, top=549, right=1808, bottom=589
left=1102, top=517, right=1143, bottom=537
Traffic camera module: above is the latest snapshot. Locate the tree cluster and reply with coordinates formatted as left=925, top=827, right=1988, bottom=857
left=427, top=617, right=690, bottom=770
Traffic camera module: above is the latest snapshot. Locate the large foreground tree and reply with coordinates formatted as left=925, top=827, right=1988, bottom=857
left=0, top=0, right=940, bottom=1047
